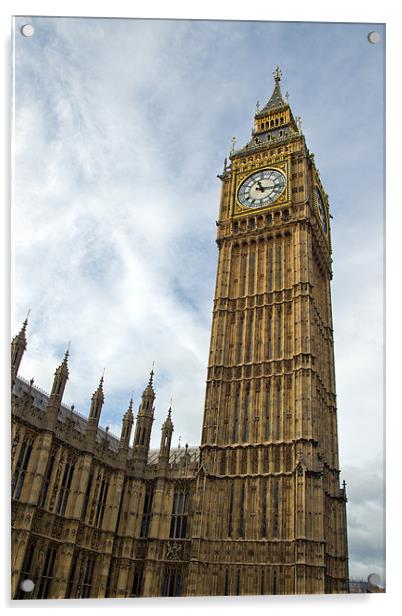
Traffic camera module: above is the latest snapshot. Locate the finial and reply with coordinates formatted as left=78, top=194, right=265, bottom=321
left=63, top=341, right=71, bottom=362
left=231, top=136, right=237, bottom=153
left=223, top=157, right=227, bottom=173
left=149, top=363, right=154, bottom=387
left=29, top=377, right=34, bottom=389
left=178, top=435, right=181, bottom=448
left=273, top=66, right=282, bottom=83
left=285, top=91, right=289, bottom=101
left=256, top=100, right=260, bottom=112
left=22, top=308, right=30, bottom=329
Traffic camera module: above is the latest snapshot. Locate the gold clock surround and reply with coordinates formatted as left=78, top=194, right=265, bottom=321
left=234, top=159, right=289, bottom=217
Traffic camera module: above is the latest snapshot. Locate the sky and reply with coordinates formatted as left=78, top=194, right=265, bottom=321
left=12, top=16, right=385, bottom=584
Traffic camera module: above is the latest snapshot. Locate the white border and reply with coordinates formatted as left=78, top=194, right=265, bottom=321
left=2, top=1, right=400, bottom=614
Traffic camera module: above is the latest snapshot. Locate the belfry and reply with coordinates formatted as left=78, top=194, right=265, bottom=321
left=11, top=69, right=349, bottom=599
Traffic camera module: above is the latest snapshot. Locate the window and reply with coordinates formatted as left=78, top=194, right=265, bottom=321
left=36, top=545, right=57, bottom=599
left=265, top=380, right=271, bottom=440
left=66, top=553, right=78, bottom=598
left=94, top=476, right=109, bottom=528
left=277, top=243, right=282, bottom=289
left=12, top=438, right=32, bottom=499
left=238, top=483, right=245, bottom=538
left=230, top=450, right=237, bottom=475
left=224, top=568, right=229, bottom=595
left=130, top=566, right=143, bottom=597
left=248, top=252, right=255, bottom=294
left=228, top=483, right=233, bottom=537
left=241, top=449, right=247, bottom=474
left=81, top=555, right=96, bottom=598
left=245, top=312, right=253, bottom=363
left=243, top=384, right=250, bottom=441
left=232, top=384, right=240, bottom=441
left=261, top=480, right=268, bottom=537
left=55, top=458, right=75, bottom=515
left=169, top=488, right=189, bottom=539
left=140, top=487, right=154, bottom=538
left=66, top=553, right=96, bottom=598
left=263, top=448, right=269, bottom=473
left=38, top=449, right=57, bottom=509
left=219, top=450, right=226, bottom=475
left=161, top=568, right=182, bottom=597
left=240, top=253, right=247, bottom=296
left=15, top=541, right=35, bottom=599
left=237, top=317, right=244, bottom=364
left=276, top=306, right=282, bottom=357
left=267, top=310, right=272, bottom=359
left=80, top=470, right=93, bottom=522
left=267, top=246, right=273, bottom=292
left=276, top=380, right=281, bottom=439
left=273, top=480, right=279, bottom=539
left=16, top=542, right=57, bottom=600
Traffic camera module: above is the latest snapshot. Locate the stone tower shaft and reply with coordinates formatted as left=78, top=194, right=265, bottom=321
left=189, top=68, right=349, bottom=595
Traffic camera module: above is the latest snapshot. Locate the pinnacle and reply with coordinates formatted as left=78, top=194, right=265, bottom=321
left=125, top=396, right=134, bottom=418
left=92, top=372, right=105, bottom=403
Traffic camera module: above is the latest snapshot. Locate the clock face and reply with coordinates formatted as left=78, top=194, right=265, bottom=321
left=237, top=168, right=286, bottom=209
left=315, top=188, right=327, bottom=233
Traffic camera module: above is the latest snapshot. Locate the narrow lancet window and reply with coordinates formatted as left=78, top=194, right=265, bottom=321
left=12, top=438, right=32, bottom=500
left=55, top=458, right=75, bottom=515
left=276, top=379, right=281, bottom=440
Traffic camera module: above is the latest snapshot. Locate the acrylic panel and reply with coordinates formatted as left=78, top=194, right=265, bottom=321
left=11, top=16, right=385, bottom=600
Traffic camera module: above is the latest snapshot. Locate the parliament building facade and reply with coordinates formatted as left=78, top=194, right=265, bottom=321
left=11, top=69, right=349, bottom=599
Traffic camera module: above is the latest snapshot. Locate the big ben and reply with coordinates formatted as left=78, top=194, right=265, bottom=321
left=187, top=67, right=349, bottom=595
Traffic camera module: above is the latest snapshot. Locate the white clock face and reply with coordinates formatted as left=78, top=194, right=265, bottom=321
left=237, top=169, right=286, bottom=209
left=315, top=188, right=327, bottom=233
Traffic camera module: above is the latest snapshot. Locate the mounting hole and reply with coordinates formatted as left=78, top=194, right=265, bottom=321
left=20, top=578, right=34, bottom=592
left=367, top=31, right=381, bottom=44
left=21, top=24, right=34, bottom=37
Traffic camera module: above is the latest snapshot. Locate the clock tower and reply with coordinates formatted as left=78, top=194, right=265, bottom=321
left=187, top=67, right=349, bottom=595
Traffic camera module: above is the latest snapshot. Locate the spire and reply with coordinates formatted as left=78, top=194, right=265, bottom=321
left=125, top=395, right=134, bottom=419
left=132, top=372, right=156, bottom=466
left=11, top=315, right=29, bottom=387
left=144, top=362, right=155, bottom=393
left=46, top=345, right=70, bottom=428
left=50, top=345, right=70, bottom=396
left=119, top=395, right=134, bottom=455
left=256, top=66, right=287, bottom=116
left=140, top=366, right=156, bottom=411
left=88, top=372, right=105, bottom=421
left=233, top=66, right=299, bottom=158
left=159, top=402, right=174, bottom=466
